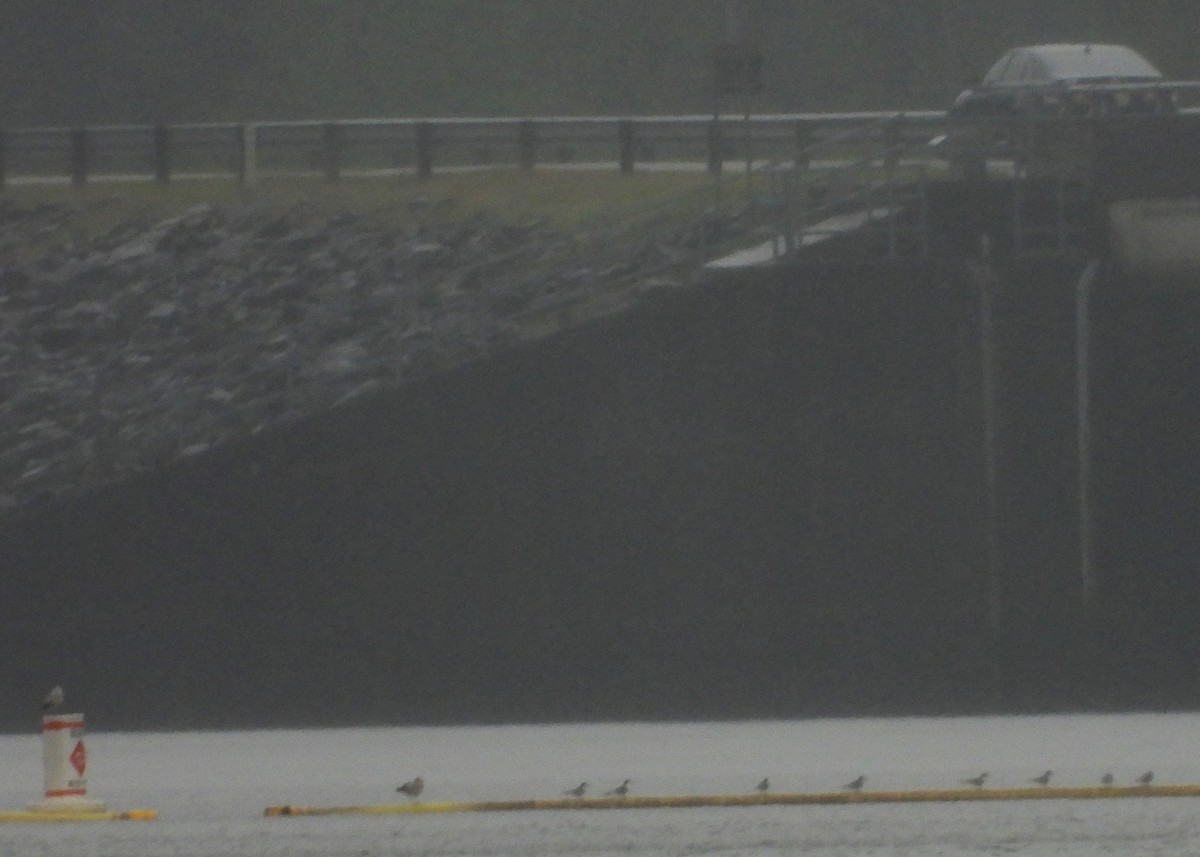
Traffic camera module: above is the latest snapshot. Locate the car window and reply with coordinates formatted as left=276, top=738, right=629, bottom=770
left=982, top=51, right=1017, bottom=85
left=1001, top=52, right=1049, bottom=85
left=1039, top=45, right=1162, bottom=81
left=1022, top=55, right=1050, bottom=83
left=986, top=50, right=1032, bottom=85
left=1003, top=54, right=1030, bottom=83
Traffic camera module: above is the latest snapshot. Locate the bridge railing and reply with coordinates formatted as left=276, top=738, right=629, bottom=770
left=745, top=113, right=941, bottom=261
left=757, top=109, right=1200, bottom=263
left=0, top=112, right=948, bottom=188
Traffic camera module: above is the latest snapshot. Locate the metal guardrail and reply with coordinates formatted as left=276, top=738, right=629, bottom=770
left=0, top=112, right=948, bottom=187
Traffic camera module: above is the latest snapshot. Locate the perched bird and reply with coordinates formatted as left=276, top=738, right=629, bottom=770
left=41, top=686, right=64, bottom=712
left=844, top=775, right=866, bottom=792
left=563, top=782, right=588, bottom=798
left=396, top=777, right=424, bottom=800
left=961, top=772, right=989, bottom=788
left=755, top=777, right=770, bottom=793
left=606, top=779, right=631, bottom=797
left=1101, top=772, right=1114, bottom=787
left=1136, top=771, right=1154, bottom=786
left=1030, top=770, right=1053, bottom=786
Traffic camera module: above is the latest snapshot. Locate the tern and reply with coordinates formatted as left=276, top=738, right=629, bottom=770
left=1030, top=770, right=1052, bottom=786
left=844, top=775, right=866, bottom=792
left=1100, top=772, right=1114, bottom=786
left=563, top=782, right=588, bottom=798
left=755, top=777, right=770, bottom=793
left=606, top=779, right=631, bottom=797
left=1136, top=771, right=1153, bottom=786
left=961, top=772, right=988, bottom=788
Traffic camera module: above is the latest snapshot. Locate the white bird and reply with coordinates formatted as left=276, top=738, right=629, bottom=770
left=396, top=776, right=424, bottom=800
left=606, top=779, right=631, bottom=797
left=563, top=782, right=587, bottom=798
left=961, top=772, right=988, bottom=788
left=41, top=686, right=64, bottom=712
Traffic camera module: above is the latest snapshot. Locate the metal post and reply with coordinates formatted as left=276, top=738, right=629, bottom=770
left=798, top=172, right=810, bottom=249
left=970, top=258, right=1004, bottom=630
left=238, top=123, right=257, bottom=188
left=883, top=114, right=903, bottom=173
left=742, top=105, right=753, bottom=209
left=707, top=117, right=724, bottom=175
left=153, top=123, right=171, bottom=185
left=886, top=167, right=898, bottom=258
left=1056, top=169, right=1068, bottom=252
left=782, top=170, right=795, bottom=254
left=1012, top=168, right=1023, bottom=255
left=517, top=119, right=537, bottom=170
left=415, top=122, right=433, bottom=180
left=618, top=119, right=636, bottom=175
left=70, top=128, right=89, bottom=189
left=1075, top=259, right=1099, bottom=616
left=322, top=122, right=341, bottom=182
left=918, top=166, right=931, bottom=257
left=794, top=119, right=812, bottom=170
left=769, top=169, right=780, bottom=260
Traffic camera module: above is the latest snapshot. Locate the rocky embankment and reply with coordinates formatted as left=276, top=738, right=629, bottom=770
left=0, top=196, right=744, bottom=513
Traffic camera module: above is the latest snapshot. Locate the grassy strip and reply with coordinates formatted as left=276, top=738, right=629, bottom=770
left=2, top=170, right=722, bottom=241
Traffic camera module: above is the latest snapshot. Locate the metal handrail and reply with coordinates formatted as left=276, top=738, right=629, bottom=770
left=749, top=112, right=943, bottom=261
left=0, top=112, right=950, bottom=187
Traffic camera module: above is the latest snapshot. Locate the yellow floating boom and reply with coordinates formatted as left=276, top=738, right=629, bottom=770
left=0, top=809, right=157, bottom=824
left=264, top=784, right=1200, bottom=817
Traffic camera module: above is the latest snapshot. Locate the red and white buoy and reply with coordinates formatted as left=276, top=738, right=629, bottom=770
left=27, top=712, right=106, bottom=813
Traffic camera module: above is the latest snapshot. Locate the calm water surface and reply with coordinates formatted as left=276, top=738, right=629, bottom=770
left=1, top=713, right=1199, bottom=856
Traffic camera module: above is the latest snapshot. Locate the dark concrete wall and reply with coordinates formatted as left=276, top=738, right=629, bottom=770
left=2, top=251, right=1198, bottom=732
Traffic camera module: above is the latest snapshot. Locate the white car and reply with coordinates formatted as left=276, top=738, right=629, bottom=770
left=950, top=44, right=1177, bottom=118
